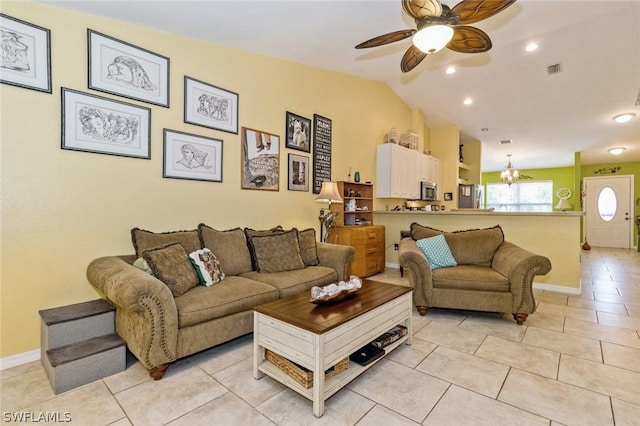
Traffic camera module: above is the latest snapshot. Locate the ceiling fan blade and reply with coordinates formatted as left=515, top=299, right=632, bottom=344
left=401, top=45, right=428, bottom=72
left=450, top=0, right=517, bottom=25
left=402, top=0, right=443, bottom=20
left=447, top=26, right=492, bottom=53
left=355, top=29, right=416, bottom=49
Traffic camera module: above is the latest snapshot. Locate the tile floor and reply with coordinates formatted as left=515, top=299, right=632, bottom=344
left=2, top=247, right=639, bottom=425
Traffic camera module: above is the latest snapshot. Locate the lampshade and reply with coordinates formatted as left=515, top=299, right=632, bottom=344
left=412, top=25, right=454, bottom=54
left=315, top=181, right=343, bottom=204
left=555, top=198, right=572, bottom=211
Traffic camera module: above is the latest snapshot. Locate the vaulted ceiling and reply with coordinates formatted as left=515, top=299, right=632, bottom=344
left=39, top=0, right=640, bottom=172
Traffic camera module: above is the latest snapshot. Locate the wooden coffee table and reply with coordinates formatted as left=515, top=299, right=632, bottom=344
left=253, top=280, right=412, bottom=417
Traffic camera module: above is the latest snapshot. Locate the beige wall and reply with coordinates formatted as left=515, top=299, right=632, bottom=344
left=0, top=2, right=413, bottom=358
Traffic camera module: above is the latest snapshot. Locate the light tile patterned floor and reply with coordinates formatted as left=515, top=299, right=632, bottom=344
left=2, top=247, right=639, bottom=425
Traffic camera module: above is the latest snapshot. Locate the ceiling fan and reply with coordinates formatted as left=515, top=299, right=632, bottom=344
left=355, top=0, right=517, bottom=72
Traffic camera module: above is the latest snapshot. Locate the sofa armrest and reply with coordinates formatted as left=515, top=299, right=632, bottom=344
left=398, top=238, right=432, bottom=307
left=492, top=241, right=552, bottom=314
left=316, top=242, right=355, bottom=281
left=86, top=256, right=179, bottom=369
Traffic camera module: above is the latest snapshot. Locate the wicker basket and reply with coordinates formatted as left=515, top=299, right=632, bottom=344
left=264, top=349, right=349, bottom=389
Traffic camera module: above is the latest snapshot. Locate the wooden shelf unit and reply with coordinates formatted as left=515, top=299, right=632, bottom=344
left=330, top=181, right=374, bottom=227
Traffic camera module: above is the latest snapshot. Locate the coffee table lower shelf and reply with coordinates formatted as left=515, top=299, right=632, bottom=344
left=257, top=336, right=408, bottom=401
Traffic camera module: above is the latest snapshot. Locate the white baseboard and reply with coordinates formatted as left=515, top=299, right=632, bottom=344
left=0, top=349, right=40, bottom=370
left=533, top=282, right=582, bottom=296
left=385, top=262, right=400, bottom=269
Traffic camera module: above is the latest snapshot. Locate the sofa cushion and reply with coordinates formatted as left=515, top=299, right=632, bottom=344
left=142, top=243, right=199, bottom=297
left=240, top=265, right=337, bottom=298
left=131, top=227, right=201, bottom=258
left=249, top=229, right=306, bottom=273
left=297, top=228, right=320, bottom=266
left=432, top=265, right=510, bottom=292
left=189, top=248, right=225, bottom=286
left=199, top=224, right=253, bottom=276
left=411, top=223, right=504, bottom=266
left=174, top=276, right=279, bottom=328
left=244, top=226, right=284, bottom=269
left=416, top=235, right=457, bottom=270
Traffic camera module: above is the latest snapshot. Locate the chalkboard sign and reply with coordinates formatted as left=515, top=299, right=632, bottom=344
left=312, top=114, right=332, bottom=194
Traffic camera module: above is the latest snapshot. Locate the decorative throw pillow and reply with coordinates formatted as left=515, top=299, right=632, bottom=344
left=416, top=235, right=457, bottom=270
left=198, top=224, right=253, bottom=276
left=131, top=227, right=201, bottom=258
left=244, top=226, right=285, bottom=269
left=296, top=228, right=319, bottom=266
left=248, top=229, right=306, bottom=273
left=142, top=243, right=199, bottom=297
left=189, top=248, right=225, bottom=286
left=133, top=257, right=154, bottom=275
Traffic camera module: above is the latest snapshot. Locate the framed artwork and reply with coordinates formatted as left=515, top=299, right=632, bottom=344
left=444, top=192, right=453, bottom=201
left=241, top=127, right=279, bottom=191
left=61, top=87, right=151, bottom=159
left=88, top=29, right=170, bottom=107
left=285, top=111, right=311, bottom=153
left=288, top=154, right=309, bottom=192
left=312, top=114, right=332, bottom=193
left=184, top=76, right=239, bottom=134
left=0, top=13, right=51, bottom=93
left=163, top=129, right=223, bottom=182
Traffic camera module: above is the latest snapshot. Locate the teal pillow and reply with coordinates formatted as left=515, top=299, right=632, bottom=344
left=416, top=235, right=457, bottom=270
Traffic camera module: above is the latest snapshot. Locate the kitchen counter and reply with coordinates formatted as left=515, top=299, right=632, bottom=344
left=374, top=209, right=583, bottom=292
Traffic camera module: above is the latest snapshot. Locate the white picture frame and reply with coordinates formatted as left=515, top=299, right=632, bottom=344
left=61, top=87, right=151, bottom=159
left=0, top=13, right=51, bottom=93
left=163, top=129, right=223, bottom=183
left=184, top=76, right=239, bottom=134
left=88, top=29, right=170, bottom=107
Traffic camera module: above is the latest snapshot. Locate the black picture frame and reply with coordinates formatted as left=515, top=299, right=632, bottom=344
left=61, top=87, right=151, bottom=159
left=312, top=114, right=332, bottom=194
left=184, top=76, right=239, bottom=134
left=0, top=13, right=51, bottom=93
left=88, top=29, right=170, bottom=107
left=285, top=111, right=311, bottom=153
left=163, top=129, right=223, bottom=182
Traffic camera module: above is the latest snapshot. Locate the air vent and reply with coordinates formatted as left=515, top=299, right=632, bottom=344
left=499, top=139, right=513, bottom=145
left=635, top=88, right=640, bottom=107
left=547, top=63, right=561, bottom=75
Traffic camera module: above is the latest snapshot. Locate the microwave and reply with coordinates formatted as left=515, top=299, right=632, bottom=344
left=420, top=181, right=438, bottom=201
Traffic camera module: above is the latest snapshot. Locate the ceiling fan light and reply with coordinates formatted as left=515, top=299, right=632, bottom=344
left=613, top=113, right=635, bottom=123
left=413, top=25, right=454, bottom=54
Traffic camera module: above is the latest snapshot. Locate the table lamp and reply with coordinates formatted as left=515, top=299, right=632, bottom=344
left=555, top=198, right=572, bottom=211
left=315, top=181, right=343, bottom=242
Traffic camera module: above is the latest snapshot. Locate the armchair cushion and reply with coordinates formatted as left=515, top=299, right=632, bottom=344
left=416, top=235, right=457, bottom=270
left=142, top=243, right=199, bottom=297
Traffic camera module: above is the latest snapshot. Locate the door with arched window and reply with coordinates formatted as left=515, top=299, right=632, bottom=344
left=584, top=176, right=633, bottom=248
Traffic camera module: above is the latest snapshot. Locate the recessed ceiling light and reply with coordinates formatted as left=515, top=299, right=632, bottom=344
left=481, top=128, right=488, bottom=132
left=525, top=42, right=538, bottom=52
left=608, top=147, right=626, bottom=155
left=463, top=98, right=473, bottom=105
left=613, top=113, right=636, bottom=123
left=446, top=66, right=456, bottom=74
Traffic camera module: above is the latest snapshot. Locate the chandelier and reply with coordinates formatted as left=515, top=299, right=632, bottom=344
left=500, top=154, right=519, bottom=187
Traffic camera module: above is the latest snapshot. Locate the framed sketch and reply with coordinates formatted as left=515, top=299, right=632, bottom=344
left=288, top=154, right=309, bottom=192
left=241, top=127, right=279, bottom=191
left=163, top=129, right=223, bottom=182
left=0, top=13, right=51, bottom=93
left=285, top=111, right=311, bottom=152
left=184, top=76, right=238, bottom=134
left=88, top=29, right=170, bottom=107
left=444, top=192, right=453, bottom=201
left=61, top=87, right=151, bottom=159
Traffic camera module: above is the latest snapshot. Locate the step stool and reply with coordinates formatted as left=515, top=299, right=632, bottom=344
left=39, top=299, right=125, bottom=394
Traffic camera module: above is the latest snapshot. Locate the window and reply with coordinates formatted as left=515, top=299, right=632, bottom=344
left=486, top=181, right=553, bottom=212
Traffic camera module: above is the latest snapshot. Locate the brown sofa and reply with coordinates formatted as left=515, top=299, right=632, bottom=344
left=399, top=223, right=551, bottom=324
left=86, top=224, right=354, bottom=379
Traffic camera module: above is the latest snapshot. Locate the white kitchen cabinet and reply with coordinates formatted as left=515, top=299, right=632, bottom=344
left=377, top=144, right=440, bottom=199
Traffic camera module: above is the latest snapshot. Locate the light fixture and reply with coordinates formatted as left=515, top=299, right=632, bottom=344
left=463, top=98, right=473, bottom=105
left=555, top=198, right=572, bottom=211
left=314, top=181, right=343, bottom=242
left=608, top=147, right=626, bottom=155
left=446, top=66, right=456, bottom=75
left=413, top=24, right=454, bottom=54
left=500, top=154, right=519, bottom=187
left=525, top=42, right=538, bottom=52
left=613, top=113, right=635, bottom=123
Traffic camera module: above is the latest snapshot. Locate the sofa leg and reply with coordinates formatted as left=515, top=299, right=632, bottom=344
left=513, top=313, right=528, bottom=325
left=148, top=363, right=169, bottom=380
left=416, top=306, right=428, bottom=316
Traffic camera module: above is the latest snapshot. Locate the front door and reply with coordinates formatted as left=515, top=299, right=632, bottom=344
left=584, top=176, right=633, bottom=248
